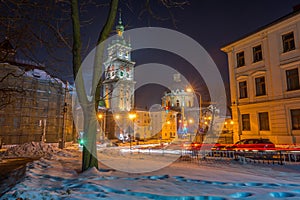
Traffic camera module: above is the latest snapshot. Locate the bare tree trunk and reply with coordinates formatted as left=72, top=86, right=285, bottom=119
left=71, top=0, right=98, bottom=171
left=71, top=0, right=119, bottom=172
left=71, top=0, right=82, bottom=82
left=92, top=0, right=119, bottom=110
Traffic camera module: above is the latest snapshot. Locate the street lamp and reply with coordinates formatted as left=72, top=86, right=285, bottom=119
left=97, top=113, right=104, bottom=141
left=186, top=87, right=202, bottom=132
left=188, top=118, right=194, bottom=141
left=97, top=113, right=103, bottom=119
left=128, top=111, right=136, bottom=150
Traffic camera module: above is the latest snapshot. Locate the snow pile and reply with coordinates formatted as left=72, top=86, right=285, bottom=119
left=1, top=142, right=59, bottom=158
left=25, top=69, right=64, bottom=86
left=1, top=144, right=300, bottom=199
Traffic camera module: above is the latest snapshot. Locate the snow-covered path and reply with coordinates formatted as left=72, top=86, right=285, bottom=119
left=1, top=143, right=300, bottom=199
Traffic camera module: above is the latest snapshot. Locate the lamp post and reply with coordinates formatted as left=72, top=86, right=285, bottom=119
left=128, top=111, right=136, bottom=150
left=60, top=83, right=68, bottom=149
left=188, top=118, right=194, bottom=141
left=186, top=87, right=202, bottom=133
left=97, top=113, right=104, bottom=141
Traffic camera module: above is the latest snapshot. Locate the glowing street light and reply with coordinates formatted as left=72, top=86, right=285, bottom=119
left=97, top=112, right=105, bottom=140
left=128, top=113, right=136, bottom=120
left=186, top=87, right=202, bottom=131
left=97, top=113, right=103, bottom=119
left=128, top=111, right=136, bottom=150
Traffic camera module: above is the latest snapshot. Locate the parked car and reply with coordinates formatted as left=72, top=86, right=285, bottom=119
left=182, top=142, right=199, bottom=150
left=182, top=142, right=222, bottom=151
left=224, top=138, right=275, bottom=151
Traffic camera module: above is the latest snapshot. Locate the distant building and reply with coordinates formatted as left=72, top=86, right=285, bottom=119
left=0, top=39, right=74, bottom=145
left=98, top=13, right=179, bottom=142
left=221, top=8, right=300, bottom=144
left=161, top=74, right=200, bottom=139
left=133, top=109, right=177, bottom=142
left=159, top=110, right=177, bottom=141
left=161, top=74, right=195, bottom=109
left=102, top=12, right=135, bottom=112
left=98, top=12, right=136, bottom=140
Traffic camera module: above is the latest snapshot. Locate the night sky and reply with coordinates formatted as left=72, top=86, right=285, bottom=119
left=115, top=0, right=300, bottom=108
left=2, top=0, right=300, bottom=109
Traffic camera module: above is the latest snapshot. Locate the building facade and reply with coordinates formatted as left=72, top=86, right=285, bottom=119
left=0, top=63, right=74, bottom=145
left=99, top=13, right=180, bottom=143
left=99, top=13, right=136, bottom=141
left=102, top=13, right=135, bottom=113
left=221, top=8, right=300, bottom=144
left=161, top=74, right=200, bottom=139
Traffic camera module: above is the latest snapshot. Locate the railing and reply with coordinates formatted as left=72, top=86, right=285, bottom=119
left=178, top=149, right=300, bottom=165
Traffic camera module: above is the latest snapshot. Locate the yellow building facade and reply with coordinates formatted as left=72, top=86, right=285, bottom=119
left=221, top=9, right=300, bottom=144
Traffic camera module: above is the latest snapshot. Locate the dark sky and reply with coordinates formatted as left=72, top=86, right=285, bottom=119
left=3, top=0, right=300, bottom=109
left=110, top=0, right=300, bottom=108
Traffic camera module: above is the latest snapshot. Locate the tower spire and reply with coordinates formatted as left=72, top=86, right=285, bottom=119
left=118, top=9, right=122, bottom=25
left=116, top=9, right=124, bottom=37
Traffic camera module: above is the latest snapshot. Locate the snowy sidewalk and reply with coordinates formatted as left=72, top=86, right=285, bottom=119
left=1, top=143, right=300, bottom=199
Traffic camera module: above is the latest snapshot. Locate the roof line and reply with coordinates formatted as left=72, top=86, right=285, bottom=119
left=221, top=8, right=300, bottom=48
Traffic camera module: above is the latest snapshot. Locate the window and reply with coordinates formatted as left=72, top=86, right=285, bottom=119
left=286, top=68, right=300, bottom=91
left=259, top=112, right=270, bottom=130
left=176, top=100, right=180, bottom=107
left=236, top=51, right=245, bottom=67
left=241, top=114, right=250, bottom=131
left=282, top=32, right=295, bottom=53
left=255, top=77, right=266, bottom=96
left=253, top=45, right=262, bottom=62
left=291, top=109, right=300, bottom=130
left=239, top=81, right=248, bottom=99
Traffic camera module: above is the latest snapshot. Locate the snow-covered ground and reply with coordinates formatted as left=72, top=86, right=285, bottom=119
left=1, top=142, right=300, bottom=200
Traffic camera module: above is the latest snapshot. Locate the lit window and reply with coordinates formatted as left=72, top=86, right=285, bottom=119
left=253, top=45, right=262, bottom=62
left=282, top=32, right=295, bottom=53
left=239, top=81, right=248, bottom=99
left=255, top=77, right=266, bottom=96
left=291, top=109, right=300, bottom=130
left=236, top=51, right=245, bottom=67
left=259, top=112, right=269, bottom=131
left=286, top=68, right=300, bottom=91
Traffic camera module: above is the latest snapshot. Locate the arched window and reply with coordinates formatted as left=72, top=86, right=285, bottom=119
left=176, top=100, right=180, bottom=107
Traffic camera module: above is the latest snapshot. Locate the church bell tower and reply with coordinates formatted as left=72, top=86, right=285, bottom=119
left=103, top=11, right=135, bottom=112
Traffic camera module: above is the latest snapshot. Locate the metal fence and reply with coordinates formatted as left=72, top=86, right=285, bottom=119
left=179, top=149, right=300, bottom=165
